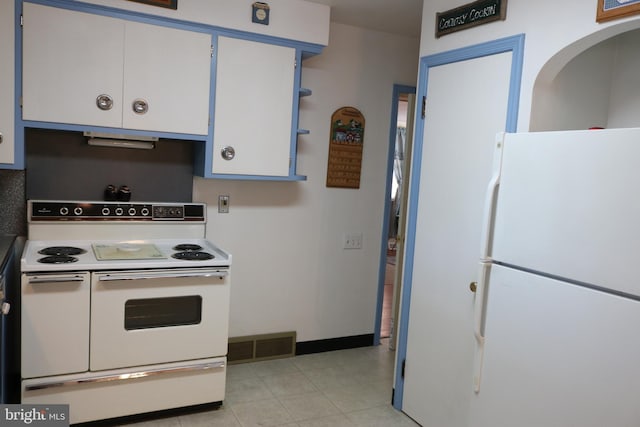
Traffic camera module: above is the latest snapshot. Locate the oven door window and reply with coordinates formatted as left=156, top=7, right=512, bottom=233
left=124, top=296, right=202, bottom=330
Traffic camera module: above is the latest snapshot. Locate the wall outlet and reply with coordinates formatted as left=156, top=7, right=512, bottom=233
left=343, top=232, right=362, bottom=249
left=218, top=195, right=230, bottom=213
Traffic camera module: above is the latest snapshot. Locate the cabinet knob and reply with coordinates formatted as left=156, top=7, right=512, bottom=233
left=469, top=282, right=477, bottom=293
left=132, top=99, right=149, bottom=115
left=96, top=94, right=114, bottom=111
left=221, top=146, right=236, bottom=161
left=1, top=302, right=10, bottom=316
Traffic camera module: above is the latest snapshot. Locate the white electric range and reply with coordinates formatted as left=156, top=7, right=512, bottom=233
left=21, top=237, right=230, bottom=272
left=20, top=200, right=231, bottom=424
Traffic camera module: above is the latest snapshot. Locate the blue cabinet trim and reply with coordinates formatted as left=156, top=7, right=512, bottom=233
left=20, top=121, right=208, bottom=142
left=205, top=174, right=307, bottom=182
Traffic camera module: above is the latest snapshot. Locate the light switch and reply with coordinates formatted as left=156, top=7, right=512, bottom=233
left=218, top=195, right=230, bottom=213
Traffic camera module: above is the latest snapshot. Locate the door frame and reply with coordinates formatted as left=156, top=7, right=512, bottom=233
left=392, top=34, right=525, bottom=409
left=374, top=83, right=416, bottom=346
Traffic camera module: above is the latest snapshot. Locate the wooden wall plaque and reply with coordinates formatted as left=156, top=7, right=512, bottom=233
left=597, top=0, right=640, bottom=22
left=326, top=107, right=365, bottom=189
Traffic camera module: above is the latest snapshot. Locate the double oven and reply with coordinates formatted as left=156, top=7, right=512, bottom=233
left=20, top=200, right=231, bottom=424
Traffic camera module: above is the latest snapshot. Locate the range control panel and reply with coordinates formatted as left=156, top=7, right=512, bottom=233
left=29, top=201, right=206, bottom=221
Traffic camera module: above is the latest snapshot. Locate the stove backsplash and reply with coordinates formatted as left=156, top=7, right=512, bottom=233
left=25, top=128, right=195, bottom=203
left=0, top=169, right=27, bottom=236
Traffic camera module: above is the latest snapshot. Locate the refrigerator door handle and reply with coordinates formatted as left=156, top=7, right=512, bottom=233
left=473, top=262, right=491, bottom=393
left=479, top=133, right=505, bottom=260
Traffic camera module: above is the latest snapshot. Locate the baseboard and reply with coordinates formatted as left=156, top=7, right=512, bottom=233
left=295, top=334, right=374, bottom=355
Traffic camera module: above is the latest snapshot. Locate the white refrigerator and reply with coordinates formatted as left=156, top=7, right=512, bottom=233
left=470, top=128, right=640, bottom=427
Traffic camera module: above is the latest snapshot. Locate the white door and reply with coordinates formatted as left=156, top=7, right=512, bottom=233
left=90, top=269, right=230, bottom=371
left=123, top=21, right=212, bottom=135
left=22, top=3, right=124, bottom=128
left=21, top=273, right=91, bottom=378
left=212, top=36, right=295, bottom=176
left=402, top=52, right=513, bottom=427
left=470, top=264, right=640, bottom=427
left=0, top=0, right=14, bottom=164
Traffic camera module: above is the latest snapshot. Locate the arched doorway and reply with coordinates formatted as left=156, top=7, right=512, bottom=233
left=531, top=23, right=640, bottom=131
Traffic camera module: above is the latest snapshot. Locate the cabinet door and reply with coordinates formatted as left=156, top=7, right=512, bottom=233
left=0, top=0, right=14, bottom=165
left=123, top=22, right=212, bottom=135
left=22, top=3, right=124, bottom=128
left=212, top=36, right=295, bottom=176
left=21, top=273, right=91, bottom=378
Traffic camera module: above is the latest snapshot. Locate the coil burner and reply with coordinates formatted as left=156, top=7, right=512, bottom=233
left=38, top=246, right=87, bottom=256
left=38, top=255, right=79, bottom=264
left=171, top=251, right=214, bottom=261
left=172, top=244, right=203, bottom=251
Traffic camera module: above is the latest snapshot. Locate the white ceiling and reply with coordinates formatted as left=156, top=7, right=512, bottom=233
left=305, top=0, right=423, bottom=38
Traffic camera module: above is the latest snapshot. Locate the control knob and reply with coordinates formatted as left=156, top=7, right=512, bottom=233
left=128, top=207, right=137, bottom=216
left=115, top=207, right=124, bottom=216
left=60, top=207, right=69, bottom=216
left=102, top=207, right=111, bottom=216
left=73, top=207, right=83, bottom=216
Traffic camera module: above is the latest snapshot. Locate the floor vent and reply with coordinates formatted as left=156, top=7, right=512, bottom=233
left=228, top=331, right=296, bottom=364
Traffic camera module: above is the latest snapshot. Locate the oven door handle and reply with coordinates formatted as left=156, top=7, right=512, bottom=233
left=24, top=361, right=226, bottom=391
left=28, top=275, right=86, bottom=284
left=97, top=270, right=228, bottom=282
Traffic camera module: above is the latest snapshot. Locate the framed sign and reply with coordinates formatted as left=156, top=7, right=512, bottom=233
left=436, top=0, right=507, bottom=38
left=127, top=0, right=177, bottom=10
left=597, top=0, right=640, bottom=22
left=326, top=107, right=365, bottom=189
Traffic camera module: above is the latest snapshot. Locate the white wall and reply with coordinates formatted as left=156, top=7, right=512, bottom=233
left=530, top=39, right=616, bottom=131
left=607, top=29, right=640, bottom=128
left=73, top=0, right=330, bottom=45
left=418, top=0, right=640, bottom=131
left=530, top=28, right=640, bottom=131
left=193, top=22, right=419, bottom=342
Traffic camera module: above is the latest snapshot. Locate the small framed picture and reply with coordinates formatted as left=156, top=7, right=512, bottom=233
left=127, top=0, right=177, bottom=10
left=597, top=0, right=640, bottom=22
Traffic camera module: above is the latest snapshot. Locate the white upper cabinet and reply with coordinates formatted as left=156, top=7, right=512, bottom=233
left=22, top=3, right=212, bottom=136
left=211, top=36, right=296, bottom=177
left=22, top=3, right=124, bottom=129
left=121, top=21, right=212, bottom=134
left=0, top=0, right=15, bottom=165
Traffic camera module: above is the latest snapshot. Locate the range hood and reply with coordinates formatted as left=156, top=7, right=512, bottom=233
left=84, top=131, right=158, bottom=150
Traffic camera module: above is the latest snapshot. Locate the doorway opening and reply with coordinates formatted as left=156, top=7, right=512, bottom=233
left=376, top=84, right=416, bottom=348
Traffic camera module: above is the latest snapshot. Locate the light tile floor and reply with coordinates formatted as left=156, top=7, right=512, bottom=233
left=118, top=339, right=418, bottom=427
